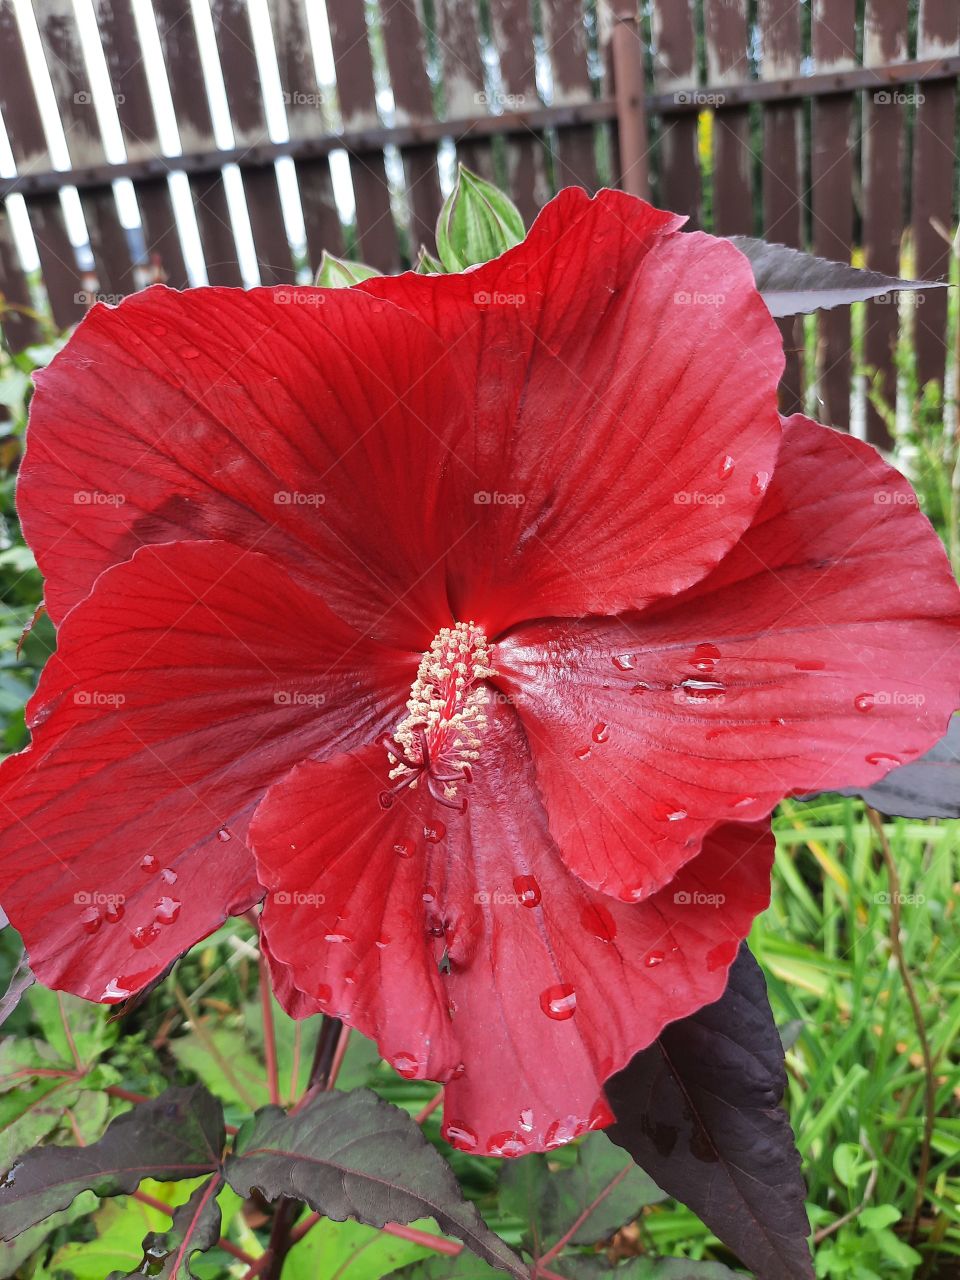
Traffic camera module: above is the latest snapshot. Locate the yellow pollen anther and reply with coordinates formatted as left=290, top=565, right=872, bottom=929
left=378, top=621, right=497, bottom=812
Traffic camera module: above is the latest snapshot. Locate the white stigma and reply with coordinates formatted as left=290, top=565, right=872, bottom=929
left=379, top=622, right=497, bottom=812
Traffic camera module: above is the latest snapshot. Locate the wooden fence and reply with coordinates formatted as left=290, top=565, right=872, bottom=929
left=0, top=0, right=958, bottom=446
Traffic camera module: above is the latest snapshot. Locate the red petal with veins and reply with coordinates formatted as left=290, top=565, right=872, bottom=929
left=0, top=541, right=412, bottom=1000
left=362, top=186, right=784, bottom=631
left=496, top=415, right=960, bottom=899
left=252, top=706, right=774, bottom=1155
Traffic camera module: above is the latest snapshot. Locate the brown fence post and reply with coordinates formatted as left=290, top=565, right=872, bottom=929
left=611, top=11, right=649, bottom=199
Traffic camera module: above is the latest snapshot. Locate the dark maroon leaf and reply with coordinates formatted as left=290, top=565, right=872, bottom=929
left=0, top=948, right=34, bottom=1029
left=605, top=945, right=812, bottom=1280
left=728, top=236, right=944, bottom=317
left=835, top=715, right=959, bottom=818
left=107, top=1176, right=224, bottom=1279
left=0, top=1086, right=224, bottom=1241
left=224, top=1088, right=524, bottom=1277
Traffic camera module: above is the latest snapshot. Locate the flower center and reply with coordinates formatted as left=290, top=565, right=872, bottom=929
left=379, top=621, right=497, bottom=813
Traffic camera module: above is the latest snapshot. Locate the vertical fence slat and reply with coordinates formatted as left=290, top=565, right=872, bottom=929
left=650, top=0, right=700, bottom=224
left=433, top=0, right=495, bottom=181
left=705, top=0, right=753, bottom=235
left=542, top=0, right=602, bottom=194
left=380, top=0, right=443, bottom=254
left=912, top=0, right=958, bottom=394
left=0, top=203, right=40, bottom=350
left=489, top=0, right=547, bottom=223
left=210, top=0, right=295, bottom=284
left=0, top=1, right=84, bottom=328
left=267, top=0, right=343, bottom=273
left=34, top=0, right=137, bottom=298
left=95, top=0, right=189, bottom=288
left=760, top=0, right=804, bottom=413
left=327, top=0, right=400, bottom=272
left=811, top=0, right=855, bottom=430
left=863, top=0, right=909, bottom=447
left=153, top=0, right=243, bottom=286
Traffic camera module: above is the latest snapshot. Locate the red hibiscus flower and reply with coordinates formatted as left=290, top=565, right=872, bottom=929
left=1, top=189, right=958, bottom=1155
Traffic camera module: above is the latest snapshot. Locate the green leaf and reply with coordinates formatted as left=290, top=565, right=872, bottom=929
left=857, top=1205, right=901, bottom=1232
left=315, top=251, right=382, bottom=287
left=106, top=1176, right=224, bottom=1279
left=0, top=1190, right=97, bottom=1278
left=386, top=1259, right=503, bottom=1280
left=284, top=1215, right=442, bottom=1280
left=415, top=246, right=445, bottom=274
left=552, top=1259, right=744, bottom=1278
left=435, top=166, right=524, bottom=272
left=499, top=1132, right=664, bottom=1253
left=0, top=1086, right=225, bottom=1240
left=223, top=1089, right=524, bottom=1277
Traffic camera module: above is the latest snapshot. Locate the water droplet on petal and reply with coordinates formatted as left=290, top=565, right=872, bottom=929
left=216, top=827, right=231, bottom=842
left=513, top=875, right=541, bottom=908
left=324, top=931, right=350, bottom=943
left=645, top=950, right=665, bottom=968
left=630, top=681, right=651, bottom=695
left=653, top=801, right=688, bottom=822
left=315, top=983, right=332, bottom=1003
left=540, top=983, right=577, bottom=1020
left=580, top=902, right=617, bottom=942
left=866, top=752, right=900, bottom=768
left=719, top=454, right=735, bottom=480
left=422, top=885, right=437, bottom=904
left=393, top=838, right=415, bottom=859
left=375, top=935, right=390, bottom=949
left=589, top=1098, right=615, bottom=1129
left=104, top=901, right=124, bottom=924
left=691, top=643, right=721, bottom=672
left=795, top=659, right=826, bottom=672
left=392, top=1052, right=421, bottom=1078
left=443, top=1122, right=478, bottom=1150
left=102, top=977, right=131, bottom=1003
left=80, top=907, right=101, bottom=935
left=750, top=470, right=770, bottom=496
left=181, top=346, right=201, bottom=360
left=592, top=722, right=609, bottom=743
left=574, top=745, right=591, bottom=761
left=731, top=795, right=756, bottom=809
left=132, top=923, right=161, bottom=949
left=424, top=821, right=445, bottom=844
left=150, top=323, right=167, bottom=337
left=140, top=855, right=158, bottom=873
left=519, top=1108, right=534, bottom=1132
left=544, top=1118, right=578, bottom=1149
left=154, top=896, right=181, bottom=925
left=160, top=867, right=177, bottom=884
left=612, top=654, right=636, bottom=672
left=680, top=679, right=726, bottom=700
left=451, top=1061, right=467, bottom=1080
left=487, top=1131, right=526, bottom=1157
left=854, top=693, right=874, bottom=713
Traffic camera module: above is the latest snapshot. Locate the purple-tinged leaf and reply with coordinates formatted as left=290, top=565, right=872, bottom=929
left=729, top=236, right=945, bottom=317
left=0, top=949, right=34, bottom=1029
left=605, top=945, right=812, bottom=1280
left=224, top=1088, right=525, bottom=1278
left=835, top=715, right=959, bottom=818
left=0, top=1086, right=224, bottom=1241
left=107, top=1176, right=224, bottom=1279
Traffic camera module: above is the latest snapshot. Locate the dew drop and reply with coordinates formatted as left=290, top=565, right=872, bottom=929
left=519, top=1108, right=534, bottom=1132
left=315, top=983, right=332, bottom=1003
left=154, top=896, right=181, bottom=925
left=159, top=867, right=178, bottom=884
left=750, top=470, right=770, bottom=496
left=653, top=801, right=688, bottom=822
left=487, top=1131, right=526, bottom=1157
left=104, top=901, right=124, bottom=924
left=443, top=1122, right=478, bottom=1150
left=691, top=643, right=721, bottom=672
left=181, top=346, right=201, bottom=360
left=140, top=854, right=158, bottom=873
left=544, top=1118, right=578, bottom=1149
left=854, top=693, right=875, bottom=713
left=645, top=950, right=665, bottom=968
left=422, top=885, right=437, bottom=904
left=589, top=1098, right=615, bottom=1129
left=513, top=875, right=541, bottom=908
left=630, top=681, right=652, bottom=695
left=719, top=454, right=735, bottom=480
left=393, top=838, right=415, bottom=859
left=730, top=795, right=757, bottom=809
left=612, top=654, right=636, bottom=672
left=592, top=722, right=609, bottom=744
left=451, top=1061, right=467, bottom=1079
left=216, top=827, right=231, bottom=842
left=866, top=752, right=901, bottom=768
left=794, top=659, right=826, bottom=672
left=706, top=941, right=738, bottom=972
left=375, top=936, right=391, bottom=949
left=574, top=745, right=591, bottom=760
left=540, top=983, right=577, bottom=1020
left=424, top=821, right=446, bottom=844
left=132, top=922, right=161, bottom=949
left=580, top=902, right=618, bottom=942
left=150, top=323, right=167, bottom=337
left=0, top=1162, right=23, bottom=1190
left=392, top=1052, right=420, bottom=1079
left=324, top=931, right=350, bottom=943
left=680, top=679, right=726, bottom=700
left=80, top=906, right=101, bottom=935
left=102, top=977, right=131, bottom=1003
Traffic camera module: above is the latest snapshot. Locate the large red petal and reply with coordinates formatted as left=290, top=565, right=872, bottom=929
left=0, top=541, right=411, bottom=1001
left=362, top=188, right=784, bottom=630
left=252, top=708, right=773, bottom=1155
left=497, top=415, right=960, bottom=899
left=19, top=285, right=469, bottom=648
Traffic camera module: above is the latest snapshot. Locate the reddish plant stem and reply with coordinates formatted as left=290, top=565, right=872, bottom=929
left=259, top=953, right=281, bottom=1106
left=130, top=1189, right=255, bottom=1266
left=415, top=1089, right=443, bottom=1124
left=536, top=1164, right=633, bottom=1269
